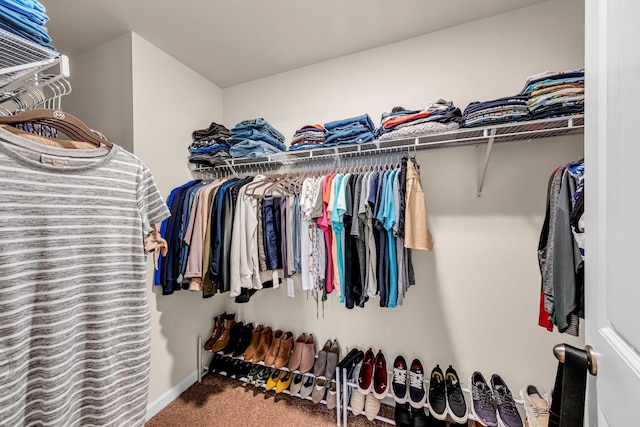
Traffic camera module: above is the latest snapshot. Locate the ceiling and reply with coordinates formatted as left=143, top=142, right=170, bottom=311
left=45, top=0, right=546, bottom=88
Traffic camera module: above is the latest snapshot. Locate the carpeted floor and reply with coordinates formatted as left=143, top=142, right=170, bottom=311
left=146, top=373, right=393, bottom=427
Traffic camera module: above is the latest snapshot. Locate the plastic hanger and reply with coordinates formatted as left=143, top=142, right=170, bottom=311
left=0, top=108, right=112, bottom=148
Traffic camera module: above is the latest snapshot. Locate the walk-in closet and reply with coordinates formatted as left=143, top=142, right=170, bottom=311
left=0, top=0, right=637, bottom=426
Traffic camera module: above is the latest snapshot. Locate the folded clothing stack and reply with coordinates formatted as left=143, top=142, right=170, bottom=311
left=377, top=99, right=463, bottom=141
left=227, top=118, right=286, bottom=159
left=521, top=68, right=585, bottom=120
left=324, top=114, right=375, bottom=147
left=0, top=0, right=53, bottom=49
left=462, top=95, right=530, bottom=127
left=288, top=124, right=325, bottom=151
left=188, top=121, right=232, bottom=166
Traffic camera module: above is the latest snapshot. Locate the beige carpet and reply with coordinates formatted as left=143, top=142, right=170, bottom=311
left=146, top=374, right=393, bottom=427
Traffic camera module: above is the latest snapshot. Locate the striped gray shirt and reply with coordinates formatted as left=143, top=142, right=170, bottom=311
left=0, top=127, right=170, bottom=427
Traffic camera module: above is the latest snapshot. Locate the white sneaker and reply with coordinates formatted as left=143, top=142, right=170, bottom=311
left=520, top=385, right=549, bottom=427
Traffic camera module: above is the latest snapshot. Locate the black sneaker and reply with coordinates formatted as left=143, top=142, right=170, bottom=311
left=445, top=365, right=468, bottom=424
left=427, top=365, right=447, bottom=420
left=391, top=355, right=408, bottom=404
left=408, top=358, right=427, bottom=408
left=490, top=374, right=523, bottom=427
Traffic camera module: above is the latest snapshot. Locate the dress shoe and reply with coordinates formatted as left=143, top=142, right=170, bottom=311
left=222, top=321, right=244, bottom=355
left=312, top=379, right=327, bottom=404
left=252, top=326, right=272, bottom=363
left=300, top=376, right=315, bottom=399
left=266, top=368, right=284, bottom=391
left=324, top=339, right=340, bottom=380
left=299, top=334, right=316, bottom=374
left=313, top=339, right=332, bottom=377
left=274, top=331, right=294, bottom=369
left=243, top=324, right=263, bottom=361
left=289, top=373, right=304, bottom=395
left=211, top=314, right=236, bottom=352
left=394, top=402, right=412, bottom=427
left=204, top=312, right=226, bottom=351
left=275, top=371, right=294, bottom=393
left=254, top=366, right=271, bottom=388
left=232, top=322, right=254, bottom=357
left=373, top=350, right=389, bottom=399
left=264, top=329, right=283, bottom=367
left=287, top=333, right=307, bottom=371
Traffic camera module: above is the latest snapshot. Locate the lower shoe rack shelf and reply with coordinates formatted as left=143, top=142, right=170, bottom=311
left=197, top=336, right=343, bottom=426
left=339, top=367, right=526, bottom=426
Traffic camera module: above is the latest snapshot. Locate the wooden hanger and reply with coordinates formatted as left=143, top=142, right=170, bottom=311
left=0, top=109, right=112, bottom=148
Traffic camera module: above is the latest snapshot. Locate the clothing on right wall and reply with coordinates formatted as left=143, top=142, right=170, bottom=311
left=538, top=160, right=584, bottom=336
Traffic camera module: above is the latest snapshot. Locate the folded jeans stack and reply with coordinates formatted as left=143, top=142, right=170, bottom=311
left=521, top=68, right=585, bottom=120
left=227, top=118, right=287, bottom=158
left=462, top=95, right=530, bottom=127
left=377, top=99, right=463, bottom=141
left=324, top=113, right=375, bottom=147
left=188, top=121, right=232, bottom=166
left=0, top=0, right=53, bottom=49
left=288, top=124, right=325, bottom=151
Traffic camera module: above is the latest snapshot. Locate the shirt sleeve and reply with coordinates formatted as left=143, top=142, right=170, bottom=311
left=138, top=163, right=171, bottom=234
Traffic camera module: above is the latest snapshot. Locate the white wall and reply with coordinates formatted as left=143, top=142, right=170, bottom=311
left=222, top=0, right=585, bottom=394
left=64, top=33, right=134, bottom=152
left=129, top=32, right=226, bottom=404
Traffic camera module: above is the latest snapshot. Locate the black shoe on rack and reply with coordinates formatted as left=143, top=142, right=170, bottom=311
left=445, top=365, right=469, bottom=424
left=411, top=406, right=429, bottom=427
left=427, top=365, right=447, bottom=420
left=208, top=353, right=223, bottom=374
left=232, top=322, right=254, bottom=357
left=237, top=361, right=253, bottom=379
left=222, top=321, right=244, bottom=355
left=394, top=402, right=412, bottom=427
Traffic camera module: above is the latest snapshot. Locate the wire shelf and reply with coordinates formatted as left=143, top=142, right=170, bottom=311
left=194, top=114, right=584, bottom=175
left=0, top=27, right=60, bottom=88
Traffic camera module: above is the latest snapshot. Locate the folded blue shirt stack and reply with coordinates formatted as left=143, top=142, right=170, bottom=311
left=324, top=114, right=375, bottom=147
left=0, top=0, right=53, bottom=49
left=188, top=121, right=232, bottom=166
left=462, top=95, right=530, bottom=127
left=521, top=68, right=585, bottom=120
left=227, top=118, right=286, bottom=159
left=288, top=124, right=325, bottom=151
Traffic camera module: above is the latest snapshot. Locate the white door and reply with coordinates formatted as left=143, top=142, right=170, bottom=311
left=585, top=0, right=640, bottom=425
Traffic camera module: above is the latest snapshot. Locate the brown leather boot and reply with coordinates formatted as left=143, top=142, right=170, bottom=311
left=252, top=326, right=272, bottom=363
left=243, top=324, right=263, bottom=361
left=211, top=314, right=236, bottom=352
left=204, top=313, right=225, bottom=351
left=264, top=329, right=283, bottom=366
left=274, top=331, right=294, bottom=369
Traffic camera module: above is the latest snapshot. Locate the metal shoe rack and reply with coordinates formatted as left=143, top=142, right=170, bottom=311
left=193, top=115, right=584, bottom=197
left=197, top=336, right=343, bottom=425
left=339, top=367, right=526, bottom=426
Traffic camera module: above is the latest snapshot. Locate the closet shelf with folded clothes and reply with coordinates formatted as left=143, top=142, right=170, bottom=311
left=193, top=114, right=584, bottom=196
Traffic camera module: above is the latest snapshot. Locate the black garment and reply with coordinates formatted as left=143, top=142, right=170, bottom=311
left=343, top=175, right=362, bottom=310
left=163, top=182, right=200, bottom=295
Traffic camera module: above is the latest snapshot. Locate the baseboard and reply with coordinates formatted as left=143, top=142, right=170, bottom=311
left=146, top=371, right=198, bottom=421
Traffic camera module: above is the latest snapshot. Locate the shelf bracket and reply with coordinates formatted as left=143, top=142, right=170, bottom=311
left=477, top=128, right=497, bottom=197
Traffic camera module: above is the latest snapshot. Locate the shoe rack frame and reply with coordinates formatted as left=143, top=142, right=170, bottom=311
left=197, top=336, right=343, bottom=426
